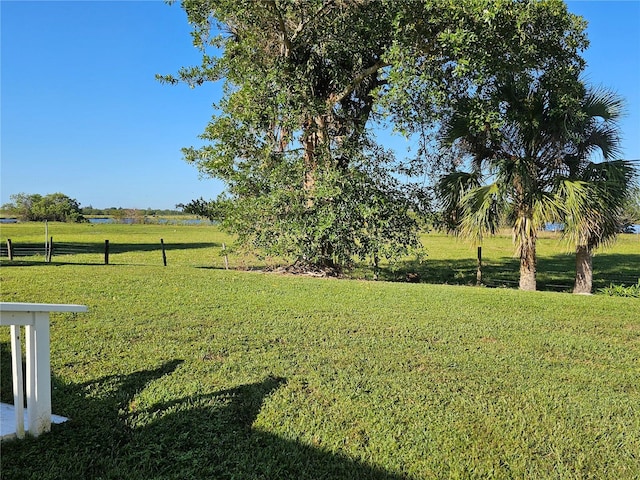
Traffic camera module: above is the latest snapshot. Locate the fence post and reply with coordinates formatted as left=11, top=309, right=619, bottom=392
left=46, top=237, right=53, bottom=263
left=104, top=240, right=109, bottom=265
left=373, top=253, right=379, bottom=281
left=161, top=239, right=167, bottom=266
left=222, top=243, right=229, bottom=270
left=7, top=239, right=13, bottom=261
left=476, top=246, right=482, bottom=286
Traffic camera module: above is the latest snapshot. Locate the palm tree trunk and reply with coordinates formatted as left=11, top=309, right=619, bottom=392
left=519, top=236, right=537, bottom=291
left=573, top=244, right=593, bottom=294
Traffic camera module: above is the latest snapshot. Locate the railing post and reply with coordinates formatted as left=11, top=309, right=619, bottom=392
left=1, top=303, right=87, bottom=439
left=10, top=325, right=25, bottom=439
left=25, top=312, right=52, bottom=437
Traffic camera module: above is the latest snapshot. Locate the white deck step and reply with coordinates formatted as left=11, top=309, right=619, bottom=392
left=0, top=403, right=68, bottom=441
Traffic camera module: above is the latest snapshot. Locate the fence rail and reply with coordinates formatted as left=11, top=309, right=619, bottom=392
left=1, top=239, right=637, bottom=290
left=0, top=238, right=170, bottom=266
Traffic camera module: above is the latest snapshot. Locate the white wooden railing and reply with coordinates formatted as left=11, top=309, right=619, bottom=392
left=0, top=302, right=87, bottom=438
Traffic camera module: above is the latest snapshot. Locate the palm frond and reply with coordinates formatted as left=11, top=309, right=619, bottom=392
left=435, top=170, right=482, bottom=233
left=579, top=122, right=623, bottom=161
left=441, top=113, right=471, bottom=147
left=559, top=160, right=637, bottom=249
left=555, top=179, right=594, bottom=246
left=459, top=183, right=502, bottom=245
left=532, top=191, right=563, bottom=227
left=582, top=86, right=624, bottom=122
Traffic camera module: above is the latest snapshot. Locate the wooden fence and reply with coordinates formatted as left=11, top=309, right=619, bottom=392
left=0, top=238, right=169, bottom=266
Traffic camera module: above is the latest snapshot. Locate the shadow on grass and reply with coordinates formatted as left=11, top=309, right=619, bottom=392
left=0, top=345, right=405, bottom=480
left=376, top=252, right=640, bottom=292
left=1, top=241, right=219, bottom=255
left=0, top=241, right=220, bottom=266
left=376, top=256, right=524, bottom=288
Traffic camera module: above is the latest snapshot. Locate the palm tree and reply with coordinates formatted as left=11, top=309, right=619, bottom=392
left=437, top=78, right=568, bottom=291
left=559, top=161, right=636, bottom=294
left=556, top=87, right=635, bottom=294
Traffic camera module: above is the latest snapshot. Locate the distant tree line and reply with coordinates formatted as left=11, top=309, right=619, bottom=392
left=1, top=193, right=189, bottom=223
left=2, top=193, right=86, bottom=223
left=82, top=206, right=188, bottom=217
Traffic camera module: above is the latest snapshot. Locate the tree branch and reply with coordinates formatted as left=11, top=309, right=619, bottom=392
left=329, top=59, right=389, bottom=107
left=291, top=0, right=337, bottom=42
left=263, top=0, right=293, bottom=57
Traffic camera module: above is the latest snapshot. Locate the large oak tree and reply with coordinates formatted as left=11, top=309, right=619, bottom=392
left=161, top=0, right=587, bottom=271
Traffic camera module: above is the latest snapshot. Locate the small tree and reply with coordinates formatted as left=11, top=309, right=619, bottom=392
left=620, top=186, right=640, bottom=232
left=110, top=208, right=127, bottom=224
left=2, top=193, right=42, bottom=220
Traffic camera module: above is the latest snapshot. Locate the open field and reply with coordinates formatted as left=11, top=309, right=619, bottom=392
left=1, top=221, right=638, bottom=291
left=1, top=223, right=639, bottom=478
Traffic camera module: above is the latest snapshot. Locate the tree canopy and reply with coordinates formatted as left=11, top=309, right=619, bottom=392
left=2, top=193, right=86, bottom=223
left=162, top=0, right=587, bottom=271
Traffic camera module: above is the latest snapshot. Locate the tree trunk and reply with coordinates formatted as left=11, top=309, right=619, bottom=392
left=302, top=115, right=328, bottom=203
left=303, top=130, right=317, bottom=197
left=573, top=244, right=593, bottom=294
left=519, top=236, right=537, bottom=291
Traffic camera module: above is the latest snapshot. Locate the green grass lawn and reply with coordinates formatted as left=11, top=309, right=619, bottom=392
left=2, top=221, right=639, bottom=290
left=1, top=223, right=639, bottom=479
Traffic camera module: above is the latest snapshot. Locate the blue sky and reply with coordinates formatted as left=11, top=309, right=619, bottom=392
left=1, top=1, right=639, bottom=210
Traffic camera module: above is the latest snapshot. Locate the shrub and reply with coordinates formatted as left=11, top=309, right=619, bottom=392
left=598, top=279, right=640, bottom=297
